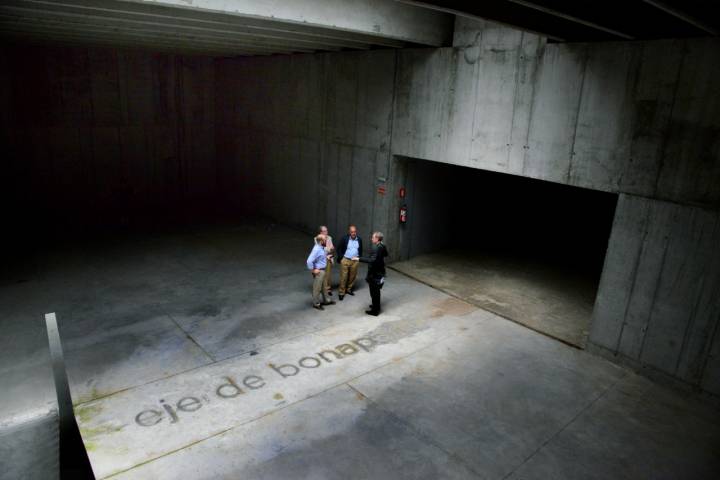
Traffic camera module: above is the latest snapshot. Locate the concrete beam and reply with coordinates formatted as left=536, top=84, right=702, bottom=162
left=0, top=2, right=374, bottom=50
left=2, top=0, right=451, bottom=55
left=642, top=0, right=719, bottom=36
left=2, top=34, right=269, bottom=56
left=0, top=15, right=327, bottom=53
left=504, top=0, right=634, bottom=39
left=9, top=0, right=410, bottom=48
left=122, top=0, right=454, bottom=46
left=0, top=24, right=294, bottom=55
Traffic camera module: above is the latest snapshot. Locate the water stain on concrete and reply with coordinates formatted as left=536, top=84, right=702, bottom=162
left=364, top=315, right=434, bottom=347
left=75, top=402, right=125, bottom=451
left=430, top=297, right=478, bottom=318
left=75, top=387, right=109, bottom=406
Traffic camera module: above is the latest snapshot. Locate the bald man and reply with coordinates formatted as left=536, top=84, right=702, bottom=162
left=306, top=234, right=335, bottom=310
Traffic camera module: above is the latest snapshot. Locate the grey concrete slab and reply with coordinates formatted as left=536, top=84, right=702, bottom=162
left=387, top=22, right=719, bottom=208
left=702, top=327, right=720, bottom=397
left=0, top=0, right=455, bottom=57
left=392, top=48, right=455, bottom=163
left=0, top=409, right=59, bottom=480
left=0, top=314, right=58, bottom=480
left=468, top=26, right=524, bottom=169
left=589, top=194, right=650, bottom=350
left=0, top=356, right=56, bottom=426
left=73, top=300, right=479, bottom=477
left=506, top=373, right=720, bottom=480
left=0, top=313, right=56, bottom=425
left=570, top=42, right=638, bottom=190
left=639, top=206, right=716, bottom=374
left=617, top=40, right=682, bottom=196
left=349, top=307, right=626, bottom=479
left=524, top=43, right=587, bottom=184
left=507, top=32, right=545, bottom=176
left=616, top=199, right=675, bottom=360
left=655, top=38, right=720, bottom=207
left=589, top=195, right=720, bottom=394
left=114, top=385, right=476, bottom=480
left=64, top=313, right=213, bottom=405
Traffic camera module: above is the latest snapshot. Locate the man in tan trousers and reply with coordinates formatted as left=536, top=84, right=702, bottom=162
left=319, top=226, right=335, bottom=297
left=306, top=234, right=335, bottom=310
left=335, top=225, right=363, bottom=301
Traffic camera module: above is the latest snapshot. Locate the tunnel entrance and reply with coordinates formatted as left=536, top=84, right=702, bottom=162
left=391, top=157, right=618, bottom=348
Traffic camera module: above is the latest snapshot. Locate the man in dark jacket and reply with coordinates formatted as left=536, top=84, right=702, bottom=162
left=354, top=231, right=388, bottom=316
left=336, top=225, right=363, bottom=300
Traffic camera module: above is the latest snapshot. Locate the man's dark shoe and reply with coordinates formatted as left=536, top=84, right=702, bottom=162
left=365, top=310, right=379, bottom=316
left=339, top=295, right=344, bottom=301
left=327, top=291, right=333, bottom=296
left=322, top=300, right=336, bottom=306
left=313, top=304, right=324, bottom=310
left=347, top=289, right=355, bottom=296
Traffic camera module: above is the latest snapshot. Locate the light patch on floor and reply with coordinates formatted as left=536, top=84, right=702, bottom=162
left=392, top=249, right=598, bottom=347
left=75, top=303, right=480, bottom=478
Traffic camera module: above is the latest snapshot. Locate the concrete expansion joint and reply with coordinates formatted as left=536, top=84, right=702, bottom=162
left=344, top=384, right=484, bottom=478
left=501, top=370, right=629, bottom=480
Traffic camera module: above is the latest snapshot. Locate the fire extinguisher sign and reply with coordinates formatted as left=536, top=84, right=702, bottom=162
left=399, top=205, right=408, bottom=224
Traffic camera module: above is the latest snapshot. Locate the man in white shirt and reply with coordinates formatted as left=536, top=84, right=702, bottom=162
left=306, top=234, right=335, bottom=310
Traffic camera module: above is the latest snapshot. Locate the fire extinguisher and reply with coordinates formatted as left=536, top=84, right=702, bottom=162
left=399, top=204, right=408, bottom=224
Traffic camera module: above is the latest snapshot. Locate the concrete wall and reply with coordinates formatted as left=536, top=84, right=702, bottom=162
left=215, top=50, right=396, bottom=239
left=0, top=44, right=216, bottom=478
left=379, top=18, right=720, bottom=395
left=3, top=18, right=712, bottom=414
left=214, top=18, right=719, bottom=396
left=589, top=195, right=720, bottom=396
left=0, top=44, right=217, bottom=242
left=391, top=18, right=720, bottom=210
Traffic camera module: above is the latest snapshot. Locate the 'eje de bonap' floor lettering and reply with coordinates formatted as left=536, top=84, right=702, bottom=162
left=134, top=336, right=377, bottom=427
left=75, top=310, right=471, bottom=479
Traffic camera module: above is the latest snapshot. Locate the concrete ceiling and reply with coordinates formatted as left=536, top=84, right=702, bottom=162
left=402, top=0, right=718, bottom=42
left=0, top=0, right=455, bottom=56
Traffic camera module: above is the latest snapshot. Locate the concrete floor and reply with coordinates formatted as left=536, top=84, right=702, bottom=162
left=1, top=224, right=719, bottom=479
left=392, top=250, right=599, bottom=348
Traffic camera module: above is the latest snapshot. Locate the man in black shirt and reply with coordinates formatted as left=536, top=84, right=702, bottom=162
left=354, top=231, right=388, bottom=316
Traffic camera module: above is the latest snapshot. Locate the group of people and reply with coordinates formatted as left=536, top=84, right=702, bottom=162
left=306, top=224, right=388, bottom=316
